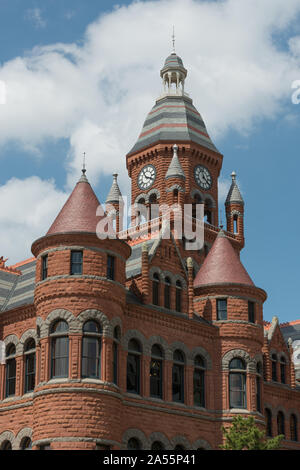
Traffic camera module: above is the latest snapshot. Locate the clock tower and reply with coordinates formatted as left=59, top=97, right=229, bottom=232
left=126, top=50, right=223, bottom=231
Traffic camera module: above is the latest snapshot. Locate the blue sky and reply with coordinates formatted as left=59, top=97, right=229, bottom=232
left=0, top=0, right=300, bottom=323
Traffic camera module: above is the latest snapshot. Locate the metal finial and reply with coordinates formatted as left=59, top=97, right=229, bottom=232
left=82, top=152, right=86, bottom=175
left=172, top=26, right=175, bottom=53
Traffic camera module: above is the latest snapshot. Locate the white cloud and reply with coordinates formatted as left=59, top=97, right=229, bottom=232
left=1, top=0, right=300, bottom=262
left=25, top=8, right=47, bottom=29
left=0, top=177, right=68, bottom=264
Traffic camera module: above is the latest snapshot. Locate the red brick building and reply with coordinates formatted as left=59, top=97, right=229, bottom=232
left=0, top=51, right=299, bottom=451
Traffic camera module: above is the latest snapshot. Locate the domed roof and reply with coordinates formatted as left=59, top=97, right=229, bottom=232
left=194, top=230, right=254, bottom=288
left=47, top=172, right=105, bottom=236
left=161, top=52, right=185, bottom=70
left=128, top=94, right=219, bottom=155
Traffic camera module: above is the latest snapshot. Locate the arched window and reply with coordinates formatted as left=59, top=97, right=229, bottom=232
left=81, top=320, right=102, bottom=379
left=136, top=198, right=146, bottom=225
left=24, top=338, right=36, bottom=393
left=20, top=437, right=32, bottom=450
left=172, top=350, right=185, bottom=403
left=5, top=344, right=16, bottom=398
left=151, top=441, right=164, bottom=450
left=265, top=408, right=272, bottom=437
left=150, top=344, right=163, bottom=399
left=229, top=358, right=247, bottom=409
left=127, top=438, right=141, bottom=450
left=113, top=326, right=121, bottom=385
left=1, top=440, right=12, bottom=450
left=271, top=354, right=277, bottom=382
left=290, top=414, right=298, bottom=442
left=280, top=356, right=286, bottom=384
left=194, top=355, right=205, bottom=408
left=173, top=189, right=179, bottom=204
left=256, top=362, right=262, bottom=413
left=149, top=193, right=157, bottom=220
left=204, top=198, right=213, bottom=224
left=277, top=411, right=285, bottom=437
left=127, top=339, right=141, bottom=395
left=164, top=277, right=171, bottom=309
left=152, top=273, right=160, bottom=306
left=192, top=193, right=202, bottom=219
left=50, top=320, right=69, bottom=379
left=233, top=214, right=238, bottom=234
left=174, top=444, right=185, bottom=450
left=175, top=280, right=182, bottom=312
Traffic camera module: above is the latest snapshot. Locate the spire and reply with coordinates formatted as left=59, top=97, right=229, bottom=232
left=194, top=229, right=254, bottom=288
left=160, top=47, right=187, bottom=96
left=105, top=173, right=122, bottom=204
left=165, top=144, right=186, bottom=180
left=225, top=171, right=244, bottom=206
left=172, top=25, right=175, bottom=53
left=47, top=171, right=104, bottom=236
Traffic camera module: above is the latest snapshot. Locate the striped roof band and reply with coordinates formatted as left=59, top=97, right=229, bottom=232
left=128, top=95, right=220, bottom=155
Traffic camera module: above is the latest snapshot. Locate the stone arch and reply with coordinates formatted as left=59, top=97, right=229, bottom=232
left=134, top=193, right=149, bottom=204
left=191, top=346, right=212, bottom=370
left=122, top=428, right=149, bottom=450
left=190, top=188, right=204, bottom=201
left=0, top=430, right=15, bottom=450
left=149, top=431, right=170, bottom=450
left=278, top=351, right=289, bottom=363
left=19, top=329, right=37, bottom=354
left=3, top=334, right=19, bottom=353
left=77, top=309, right=110, bottom=337
left=173, top=273, right=187, bottom=290
left=288, top=408, right=300, bottom=421
left=108, top=316, right=123, bottom=339
left=192, top=438, right=212, bottom=450
left=204, top=194, right=216, bottom=209
left=14, top=427, right=33, bottom=450
left=42, top=309, right=79, bottom=337
left=166, top=184, right=185, bottom=193
left=149, top=266, right=164, bottom=282
left=121, top=330, right=148, bottom=353
left=147, top=188, right=160, bottom=200
left=169, top=341, right=191, bottom=364
left=146, top=335, right=171, bottom=360
left=162, top=270, right=176, bottom=285
left=170, top=435, right=191, bottom=450
left=222, top=349, right=252, bottom=371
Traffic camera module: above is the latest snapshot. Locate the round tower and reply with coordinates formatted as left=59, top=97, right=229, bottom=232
left=193, top=230, right=267, bottom=430
left=30, top=170, right=131, bottom=450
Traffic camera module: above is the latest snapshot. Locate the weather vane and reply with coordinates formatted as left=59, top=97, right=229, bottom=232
left=172, top=26, right=175, bottom=53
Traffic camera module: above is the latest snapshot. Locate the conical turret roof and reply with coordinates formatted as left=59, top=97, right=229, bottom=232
left=165, top=144, right=185, bottom=180
left=194, top=230, right=254, bottom=288
left=225, top=172, right=244, bottom=206
left=105, top=173, right=122, bottom=204
left=47, top=171, right=105, bottom=235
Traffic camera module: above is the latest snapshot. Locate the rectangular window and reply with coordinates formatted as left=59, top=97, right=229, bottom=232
left=248, top=301, right=255, bottom=323
left=70, top=250, right=83, bottom=275
left=42, top=255, right=48, bottom=280
left=217, top=299, right=227, bottom=320
left=107, top=255, right=115, bottom=280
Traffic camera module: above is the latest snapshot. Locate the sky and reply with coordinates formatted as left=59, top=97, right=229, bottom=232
left=0, top=0, right=300, bottom=323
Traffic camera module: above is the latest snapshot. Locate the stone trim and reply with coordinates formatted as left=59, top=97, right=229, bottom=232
left=191, top=347, right=212, bottom=370
left=166, top=184, right=185, bottom=193
left=19, top=329, right=37, bottom=354
left=121, top=330, right=148, bottom=353
left=149, top=267, right=186, bottom=289
left=77, top=309, right=110, bottom=337
left=148, top=188, right=161, bottom=200
left=169, top=341, right=191, bottom=364
left=33, top=386, right=122, bottom=400
left=3, top=334, right=19, bottom=351
left=14, top=427, right=32, bottom=449
left=32, top=437, right=120, bottom=448
left=146, top=335, right=171, bottom=360
left=122, top=428, right=148, bottom=450
left=41, top=309, right=78, bottom=338
left=148, top=431, right=171, bottom=450
left=170, top=435, right=191, bottom=449
left=37, top=245, right=127, bottom=262
left=192, top=438, right=212, bottom=450
left=222, top=349, right=252, bottom=371
left=190, top=188, right=204, bottom=201
left=0, top=430, right=15, bottom=450
left=36, top=274, right=126, bottom=291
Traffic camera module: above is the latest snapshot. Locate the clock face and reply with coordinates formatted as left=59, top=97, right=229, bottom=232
left=137, top=164, right=156, bottom=190
left=194, top=165, right=212, bottom=190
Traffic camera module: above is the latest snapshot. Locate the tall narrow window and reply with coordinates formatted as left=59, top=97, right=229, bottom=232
left=280, top=357, right=286, bottom=384
left=70, top=250, right=83, bottom=275
left=1, top=441, right=12, bottom=450
left=192, top=194, right=202, bottom=219
left=172, top=350, right=185, bottom=403
left=81, top=321, right=102, bottom=379
left=256, top=362, right=262, bottom=413
left=233, top=214, right=238, bottom=234
left=149, top=193, right=157, bottom=220
left=265, top=408, right=272, bottom=437
left=248, top=301, right=255, bottom=323
left=20, top=437, right=32, bottom=450
left=151, top=441, right=164, bottom=450
left=152, top=273, right=160, bottom=306
left=50, top=320, right=69, bottom=378
left=173, top=189, right=179, bottom=204
left=194, top=355, right=205, bottom=408
left=217, top=299, right=227, bottom=320
left=107, top=255, right=115, bottom=280
left=150, top=344, right=163, bottom=399
left=164, top=277, right=171, bottom=309
left=271, top=353, right=277, bottom=382
left=127, top=438, right=141, bottom=450
left=42, top=254, right=48, bottom=280
left=24, top=338, right=36, bottom=393
left=290, top=414, right=298, bottom=442
left=229, top=358, right=247, bottom=409
left=113, top=326, right=121, bottom=385
left=277, top=411, right=285, bottom=437
left=127, top=339, right=141, bottom=395
left=175, top=280, right=182, bottom=312
left=5, top=344, right=16, bottom=398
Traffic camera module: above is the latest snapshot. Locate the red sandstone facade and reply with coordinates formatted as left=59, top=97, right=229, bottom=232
left=0, top=51, right=299, bottom=451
